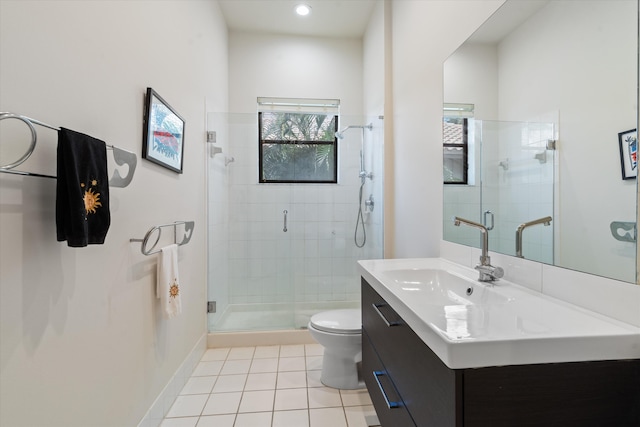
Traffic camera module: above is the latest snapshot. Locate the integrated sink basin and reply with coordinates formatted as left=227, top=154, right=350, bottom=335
left=358, top=258, right=640, bottom=369
left=378, top=268, right=512, bottom=306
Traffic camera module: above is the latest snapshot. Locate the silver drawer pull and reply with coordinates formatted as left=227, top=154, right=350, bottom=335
left=372, top=303, right=400, bottom=327
left=373, top=371, right=401, bottom=409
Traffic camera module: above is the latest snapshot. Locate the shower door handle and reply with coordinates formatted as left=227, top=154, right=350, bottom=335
left=483, top=210, right=494, bottom=231
left=283, top=210, right=288, bottom=232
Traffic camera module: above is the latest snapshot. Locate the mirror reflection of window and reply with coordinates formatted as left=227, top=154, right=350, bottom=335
left=443, top=103, right=474, bottom=185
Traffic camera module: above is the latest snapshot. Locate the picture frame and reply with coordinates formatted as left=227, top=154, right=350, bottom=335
left=618, top=128, right=637, bottom=180
left=142, top=88, right=185, bottom=173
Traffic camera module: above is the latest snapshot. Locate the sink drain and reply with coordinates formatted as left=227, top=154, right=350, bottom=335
left=466, top=287, right=473, bottom=296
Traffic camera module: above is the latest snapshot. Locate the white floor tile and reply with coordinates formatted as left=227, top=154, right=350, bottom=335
left=277, top=371, right=307, bottom=389
left=227, top=346, right=256, bottom=360
left=211, top=374, right=247, bottom=393
left=166, top=395, right=208, bottom=418
left=201, top=392, right=242, bottom=416
left=340, top=389, right=373, bottom=407
left=306, top=370, right=324, bottom=388
left=162, top=345, right=379, bottom=427
left=201, top=348, right=230, bottom=362
left=245, top=372, right=277, bottom=391
left=195, top=414, right=235, bottom=427
left=308, top=387, right=343, bottom=408
left=273, top=409, right=310, bottom=427
left=160, top=416, right=199, bottom=427
left=306, top=355, right=323, bottom=371
left=278, top=356, right=306, bottom=372
left=220, top=359, right=251, bottom=375
left=233, top=411, right=273, bottom=427
left=344, top=405, right=378, bottom=427
left=305, top=343, right=324, bottom=356
left=254, top=345, right=280, bottom=359
left=249, top=357, right=279, bottom=373
left=238, top=390, right=275, bottom=413
left=274, top=388, right=309, bottom=411
left=310, top=407, right=348, bottom=427
left=192, top=361, right=224, bottom=377
left=180, top=377, right=217, bottom=395
left=280, top=344, right=305, bottom=357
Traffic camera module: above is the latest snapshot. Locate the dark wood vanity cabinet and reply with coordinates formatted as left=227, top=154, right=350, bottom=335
left=362, top=278, right=640, bottom=427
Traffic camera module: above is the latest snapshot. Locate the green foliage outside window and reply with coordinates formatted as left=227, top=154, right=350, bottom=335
left=259, top=112, right=338, bottom=183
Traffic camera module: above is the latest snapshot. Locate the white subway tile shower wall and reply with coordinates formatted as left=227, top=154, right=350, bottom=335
left=220, top=116, right=383, bottom=315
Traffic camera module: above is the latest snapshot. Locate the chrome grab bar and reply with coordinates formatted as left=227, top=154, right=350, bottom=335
left=283, top=210, right=288, bottom=232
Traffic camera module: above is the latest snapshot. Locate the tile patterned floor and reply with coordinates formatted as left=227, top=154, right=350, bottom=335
left=161, top=344, right=380, bottom=427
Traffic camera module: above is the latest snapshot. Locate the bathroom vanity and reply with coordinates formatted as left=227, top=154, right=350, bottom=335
left=359, top=259, right=640, bottom=427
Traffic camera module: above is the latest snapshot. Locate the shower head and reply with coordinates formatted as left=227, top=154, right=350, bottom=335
left=335, top=123, right=373, bottom=139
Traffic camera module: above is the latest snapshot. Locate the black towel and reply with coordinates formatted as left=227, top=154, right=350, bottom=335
left=56, top=128, right=110, bottom=247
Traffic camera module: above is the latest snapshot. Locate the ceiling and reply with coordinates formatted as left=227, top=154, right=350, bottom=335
left=218, top=0, right=378, bottom=38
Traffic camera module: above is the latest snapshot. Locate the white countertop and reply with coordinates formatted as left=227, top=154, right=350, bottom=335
left=358, top=258, right=640, bottom=369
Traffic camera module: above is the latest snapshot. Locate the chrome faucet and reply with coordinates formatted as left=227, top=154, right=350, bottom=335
left=515, top=216, right=552, bottom=258
left=453, top=216, right=504, bottom=282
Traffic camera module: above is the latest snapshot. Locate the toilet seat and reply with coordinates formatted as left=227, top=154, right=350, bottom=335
left=309, top=309, right=361, bottom=334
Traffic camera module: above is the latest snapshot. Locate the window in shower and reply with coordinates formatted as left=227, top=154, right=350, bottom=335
left=443, top=103, right=474, bottom=185
left=258, top=97, right=339, bottom=184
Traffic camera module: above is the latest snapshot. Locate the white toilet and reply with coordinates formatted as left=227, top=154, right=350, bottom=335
left=308, top=308, right=362, bottom=390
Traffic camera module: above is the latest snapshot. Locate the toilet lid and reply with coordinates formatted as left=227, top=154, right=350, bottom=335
left=310, top=309, right=361, bottom=334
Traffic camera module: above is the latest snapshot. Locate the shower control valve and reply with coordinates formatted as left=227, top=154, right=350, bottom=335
left=365, top=194, right=374, bottom=212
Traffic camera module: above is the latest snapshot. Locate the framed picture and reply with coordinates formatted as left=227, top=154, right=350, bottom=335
left=142, top=88, right=185, bottom=173
left=618, top=128, right=637, bottom=180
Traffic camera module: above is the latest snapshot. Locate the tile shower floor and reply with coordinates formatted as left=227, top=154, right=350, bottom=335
left=161, top=344, right=381, bottom=427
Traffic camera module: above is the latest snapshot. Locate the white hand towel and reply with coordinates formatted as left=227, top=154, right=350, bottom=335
left=157, top=244, right=181, bottom=319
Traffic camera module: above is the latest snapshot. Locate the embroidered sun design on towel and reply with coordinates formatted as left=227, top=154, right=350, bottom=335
left=169, top=279, right=180, bottom=299
left=81, top=180, right=102, bottom=214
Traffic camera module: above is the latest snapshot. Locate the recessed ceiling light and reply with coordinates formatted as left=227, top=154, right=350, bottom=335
left=295, top=4, right=311, bottom=16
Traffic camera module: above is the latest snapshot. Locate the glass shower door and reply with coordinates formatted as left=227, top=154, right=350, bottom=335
left=206, top=112, right=384, bottom=333
left=207, top=112, right=296, bottom=332
left=480, top=120, right=555, bottom=263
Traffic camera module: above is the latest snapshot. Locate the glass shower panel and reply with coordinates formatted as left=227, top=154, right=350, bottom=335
left=481, top=120, right=555, bottom=263
left=206, top=113, right=384, bottom=332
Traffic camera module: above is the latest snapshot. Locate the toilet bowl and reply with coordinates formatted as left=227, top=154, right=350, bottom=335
left=308, top=308, right=362, bottom=390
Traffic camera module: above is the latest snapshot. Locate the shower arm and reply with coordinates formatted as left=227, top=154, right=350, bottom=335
left=335, top=123, right=373, bottom=140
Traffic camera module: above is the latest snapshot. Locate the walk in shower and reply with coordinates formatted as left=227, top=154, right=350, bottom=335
left=206, top=112, right=384, bottom=332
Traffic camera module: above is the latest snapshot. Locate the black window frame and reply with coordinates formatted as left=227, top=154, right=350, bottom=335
left=258, top=111, right=339, bottom=184
left=443, top=117, right=469, bottom=185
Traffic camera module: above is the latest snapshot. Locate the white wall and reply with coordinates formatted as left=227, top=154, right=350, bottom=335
left=443, top=42, right=499, bottom=120
left=228, top=32, right=363, bottom=115
left=0, top=1, right=228, bottom=426
left=390, top=0, right=505, bottom=258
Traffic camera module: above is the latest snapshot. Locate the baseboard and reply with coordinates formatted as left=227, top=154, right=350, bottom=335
left=208, top=329, right=316, bottom=348
left=137, top=333, right=207, bottom=427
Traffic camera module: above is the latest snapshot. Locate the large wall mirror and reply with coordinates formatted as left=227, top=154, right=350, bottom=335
left=443, top=0, right=638, bottom=284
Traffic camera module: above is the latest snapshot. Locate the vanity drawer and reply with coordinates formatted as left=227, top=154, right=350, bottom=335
left=362, top=278, right=462, bottom=427
left=362, top=330, right=415, bottom=427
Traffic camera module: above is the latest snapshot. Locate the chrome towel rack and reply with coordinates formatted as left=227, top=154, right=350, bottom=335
left=0, top=112, right=137, bottom=188
left=130, top=221, right=195, bottom=256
